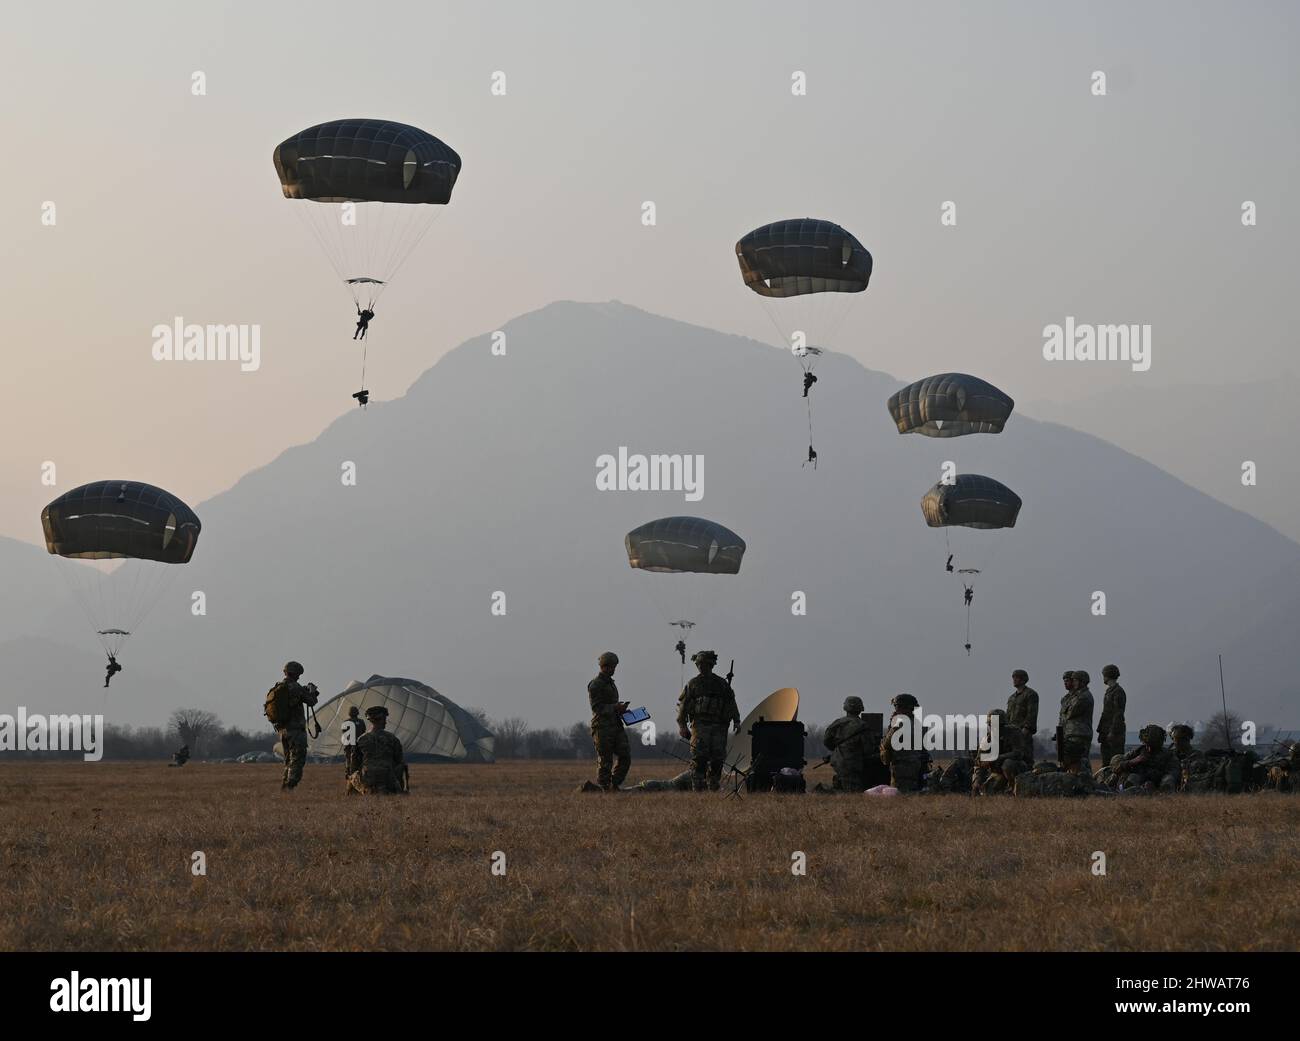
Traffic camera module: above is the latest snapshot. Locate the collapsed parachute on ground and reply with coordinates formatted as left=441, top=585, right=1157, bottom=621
left=921, top=474, right=1022, bottom=530
left=735, top=219, right=872, bottom=298
left=307, top=675, right=495, bottom=763
left=888, top=373, right=1015, bottom=438
left=625, top=516, right=747, bottom=574
left=41, top=481, right=201, bottom=659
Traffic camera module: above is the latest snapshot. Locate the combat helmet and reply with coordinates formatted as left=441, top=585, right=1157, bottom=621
left=1138, top=723, right=1166, bottom=747
left=843, top=695, right=864, bottom=714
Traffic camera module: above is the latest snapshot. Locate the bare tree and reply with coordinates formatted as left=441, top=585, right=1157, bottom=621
left=494, top=716, right=531, bottom=758
left=167, top=709, right=222, bottom=756
left=1203, top=710, right=1245, bottom=751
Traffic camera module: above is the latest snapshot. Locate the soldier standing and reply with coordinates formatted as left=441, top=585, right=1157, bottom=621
left=348, top=706, right=406, bottom=795
left=588, top=651, right=631, bottom=792
left=880, top=693, right=930, bottom=792
left=1097, top=664, right=1127, bottom=769
left=343, top=705, right=366, bottom=778
left=1006, top=669, right=1038, bottom=760
left=265, top=660, right=319, bottom=791
left=1057, top=670, right=1094, bottom=775
left=823, top=696, right=873, bottom=792
left=676, top=650, right=741, bottom=791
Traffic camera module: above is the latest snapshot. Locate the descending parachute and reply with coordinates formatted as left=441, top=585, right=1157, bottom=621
left=736, top=218, right=873, bottom=468
left=273, top=118, right=462, bottom=405
left=41, top=481, right=202, bottom=673
left=308, top=676, right=495, bottom=762
left=888, top=373, right=1015, bottom=438
left=921, top=474, right=1021, bottom=655
left=625, top=517, right=746, bottom=679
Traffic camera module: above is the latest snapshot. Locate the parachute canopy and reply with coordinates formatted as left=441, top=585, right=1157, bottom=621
left=888, top=373, right=1015, bottom=438
left=308, top=675, right=495, bottom=762
left=42, top=481, right=201, bottom=563
left=625, top=517, right=746, bottom=574
left=41, top=481, right=201, bottom=659
left=273, top=119, right=461, bottom=205
left=921, top=475, right=1022, bottom=530
left=736, top=219, right=872, bottom=298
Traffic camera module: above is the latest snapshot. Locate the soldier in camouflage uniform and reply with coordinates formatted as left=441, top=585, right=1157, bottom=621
left=1058, top=670, right=1094, bottom=774
left=269, top=661, right=319, bottom=791
left=1264, top=741, right=1297, bottom=792
left=822, top=696, right=874, bottom=792
left=1111, top=724, right=1179, bottom=792
left=1006, top=670, right=1038, bottom=760
left=972, top=709, right=1030, bottom=795
left=880, top=693, right=930, bottom=792
left=1169, top=723, right=1203, bottom=791
left=676, top=650, right=741, bottom=791
left=1096, top=664, right=1128, bottom=769
left=588, top=651, right=630, bottom=791
left=343, top=705, right=366, bottom=778
left=347, top=705, right=407, bottom=795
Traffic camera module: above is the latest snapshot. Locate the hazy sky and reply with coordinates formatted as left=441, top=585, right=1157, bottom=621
left=4, top=0, right=1298, bottom=544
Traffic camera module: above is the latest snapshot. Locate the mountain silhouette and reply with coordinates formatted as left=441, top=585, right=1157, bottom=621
left=8, top=302, right=1298, bottom=737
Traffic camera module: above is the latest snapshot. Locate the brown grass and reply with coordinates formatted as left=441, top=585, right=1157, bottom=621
left=1, top=760, right=1297, bottom=951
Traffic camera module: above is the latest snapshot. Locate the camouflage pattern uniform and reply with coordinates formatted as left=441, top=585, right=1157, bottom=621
left=972, top=710, right=1030, bottom=795
left=1097, top=666, right=1127, bottom=769
left=823, top=696, right=873, bottom=792
left=1169, top=724, right=1204, bottom=792
left=1111, top=725, right=1179, bottom=792
left=588, top=652, right=630, bottom=791
left=348, top=707, right=406, bottom=795
left=272, top=664, right=319, bottom=790
left=676, top=651, right=740, bottom=791
left=630, top=770, right=693, bottom=792
left=1058, top=671, right=1094, bottom=773
left=926, top=753, right=973, bottom=794
left=1265, top=742, right=1298, bottom=792
left=343, top=708, right=366, bottom=778
left=1006, top=674, right=1038, bottom=759
left=880, top=694, right=930, bottom=792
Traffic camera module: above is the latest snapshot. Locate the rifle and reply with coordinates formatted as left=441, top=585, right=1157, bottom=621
left=1054, top=726, right=1064, bottom=768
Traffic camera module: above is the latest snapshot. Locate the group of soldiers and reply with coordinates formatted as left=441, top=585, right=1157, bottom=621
left=585, top=648, right=741, bottom=792
left=821, top=665, right=1298, bottom=797
left=582, top=651, right=1297, bottom=797
left=267, top=661, right=408, bottom=794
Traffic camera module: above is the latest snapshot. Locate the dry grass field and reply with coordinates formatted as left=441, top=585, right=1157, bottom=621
left=1, top=759, right=1297, bottom=952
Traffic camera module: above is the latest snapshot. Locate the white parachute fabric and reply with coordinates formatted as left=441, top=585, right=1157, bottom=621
left=308, top=675, right=495, bottom=762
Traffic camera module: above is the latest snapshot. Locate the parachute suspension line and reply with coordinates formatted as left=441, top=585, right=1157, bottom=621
left=965, top=596, right=973, bottom=655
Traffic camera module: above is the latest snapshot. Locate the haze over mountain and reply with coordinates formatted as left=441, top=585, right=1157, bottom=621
left=7, top=302, right=1298, bottom=737
left=1021, top=379, right=1300, bottom=544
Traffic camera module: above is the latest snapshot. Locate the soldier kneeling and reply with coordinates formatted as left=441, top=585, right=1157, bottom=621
left=347, top=706, right=408, bottom=795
